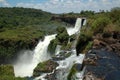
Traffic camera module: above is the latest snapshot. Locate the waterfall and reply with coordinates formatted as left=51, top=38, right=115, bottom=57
left=83, top=19, right=86, bottom=26
left=13, top=17, right=86, bottom=80
left=53, top=18, right=86, bottom=80
left=56, top=51, right=85, bottom=80
left=66, top=18, right=82, bottom=36
left=55, top=45, right=61, bottom=55
left=13, top=34, right=56, bottom=77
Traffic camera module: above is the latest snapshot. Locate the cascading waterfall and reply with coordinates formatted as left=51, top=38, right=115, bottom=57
left=13, top=34, right=56, bottom=77
left=35, top=18, right=86, bottom=80
left=66, top=18, right=82, bottom=36
left=83, top=19, right=86, bottom=26
left=55, top=45, right=61, bottom=55
left=55, top=50, right=85, bottom=80
left=55, top=18, right=86, bottom=80
left=13, top=17, right=86, bottom=80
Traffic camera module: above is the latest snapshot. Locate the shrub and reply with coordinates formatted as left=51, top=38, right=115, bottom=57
left=91, top=17, right=110, bottom=34
left=48, top=39, right=58, bottom=54
left=56, top=26, right=69, bottom=45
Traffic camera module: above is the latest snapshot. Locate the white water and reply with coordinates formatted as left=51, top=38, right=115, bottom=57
left=56, top=50, right=85, bottom=80
left=35, top=50, right=85, bottom=80
left=13, top=34, right=56, bottom=77
left=74, top=67, right=86, bottom=80
left=55, top=18, right=86, bottom=80
left=55, top=45, right=61, bottom=55
left=66, top=18, right=82, bottom=36
left=14, top=17, right=86, bottom=80
left=36, top=18, right=86, bottom=80
left=83, top=19, right=86, bottom=26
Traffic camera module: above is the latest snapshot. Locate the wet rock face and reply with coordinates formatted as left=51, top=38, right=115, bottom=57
left=33, top=60, right=59, bottom=77
left=83, top=32, right=120, bottom=80
left=51, top=16, right=76, bottom=25
left=105, top=71, right=120, bottom=80
left=92, top=32, right=120, bottom=55
left=84, top=49, right=120, bottom=80
left=83, top=72, right=103, bottom=80
left=45, top=69, right=59, bottom=80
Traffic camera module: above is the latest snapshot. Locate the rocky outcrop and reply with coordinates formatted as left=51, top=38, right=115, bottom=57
left=33, top=60, right=58, bottom=77
left=83, top=49, right=120, bottom=80
left=51, top=16, right=76, bottom=25
left=83, top=57, right=98, bottom=66
left=92, top=31, right=120, bottom=55
left=83, top=72, right=103, bottom=80
left=83, top=31, right=120, bottom=80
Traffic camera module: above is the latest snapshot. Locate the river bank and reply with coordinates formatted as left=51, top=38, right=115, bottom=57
left=83, top=31, right=120, bottom=80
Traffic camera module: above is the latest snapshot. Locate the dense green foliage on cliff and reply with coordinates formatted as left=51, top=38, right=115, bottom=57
left=0, top=7, right=120, bottom=79
left=48, top=27, right=69, bottom=54
left=0, top=7, right=67, bottom=63
left=0, top=7, right=67, bottom=40
left=76, top=7, right=120, bottom=54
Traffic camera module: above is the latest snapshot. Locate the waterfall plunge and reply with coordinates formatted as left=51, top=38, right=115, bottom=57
left=13, top=34, right=56, bottom=77
left=67, top=18, right=82, bottom=36
left=54, top=18, right=86, bottom=80
left=14, top=17, right=86, bottom=80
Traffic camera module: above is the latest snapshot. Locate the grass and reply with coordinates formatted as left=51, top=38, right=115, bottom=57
left=67, top=64, right=77, bottom=80
left=0, top=65, right=26, bottom=80
left=0, top=27, right=44, bottom=41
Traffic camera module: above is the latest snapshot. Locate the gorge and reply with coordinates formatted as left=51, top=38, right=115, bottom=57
left=0, top=7, right=120, bottom=80
left=13, top=18, right=86, bottom=80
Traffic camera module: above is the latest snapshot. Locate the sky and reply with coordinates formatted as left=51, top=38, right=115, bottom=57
left=0, top=0, right=120, bottom=13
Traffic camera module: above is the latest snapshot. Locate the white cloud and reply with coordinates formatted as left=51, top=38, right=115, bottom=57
left=0, top=0, right=4, bottom=2
left=0, top=0, right=10, bottom=7
left=16, top=0, right=120, bottom=13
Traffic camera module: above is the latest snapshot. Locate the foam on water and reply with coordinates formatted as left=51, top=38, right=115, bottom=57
left=14, top=34, right=56, bottom=77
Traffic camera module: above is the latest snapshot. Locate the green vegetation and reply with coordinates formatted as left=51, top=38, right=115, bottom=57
left=0, top=7, right=120, bottom=79
left=91, top=17, right=110, bottom=34
left=0, top=65, right=26, bottom=80
left=0, top=7, right=67, bottom=63
left=76, top=32, right=92, bottom=55
left=0, top=7, right=68, bottom=40
left=67, top=64, right=77, bottom=80
left=76, top=7, right=120, bottom=54
left=56, top=27, right=69, bottom=45
left=48, top=26, right=69, bottom=54
left=48, top=39, right=58, bottom=54
left=33, top=60, right=58, bottom=77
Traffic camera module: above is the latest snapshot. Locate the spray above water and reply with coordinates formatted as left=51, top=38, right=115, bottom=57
left=13, top=34, right=56, bottom=77
left=36, top=18, right=86, bottom=80
left=14, top=18, right=86, bottom=80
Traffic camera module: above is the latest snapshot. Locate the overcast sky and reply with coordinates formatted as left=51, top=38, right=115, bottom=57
left=0, top=0, right=120, bottom=13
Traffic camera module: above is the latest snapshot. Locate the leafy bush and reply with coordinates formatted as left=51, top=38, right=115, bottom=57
left=76, top=33, right=91, bottom=55
left=56, top=26, right=69, bottom=45
left=91, top=17, right=110, bottom=34
left=110, top=7, right=120, bottom=23
left=48, top=39, right=58, bottom=54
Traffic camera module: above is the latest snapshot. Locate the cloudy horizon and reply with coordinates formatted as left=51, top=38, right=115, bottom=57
left=0, top=0, right=120, bottom=13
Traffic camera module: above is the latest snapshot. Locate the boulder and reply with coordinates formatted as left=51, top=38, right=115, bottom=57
left=83, top=72, right=103, bottom=80
left=33, top=60, right=58, bottom=77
